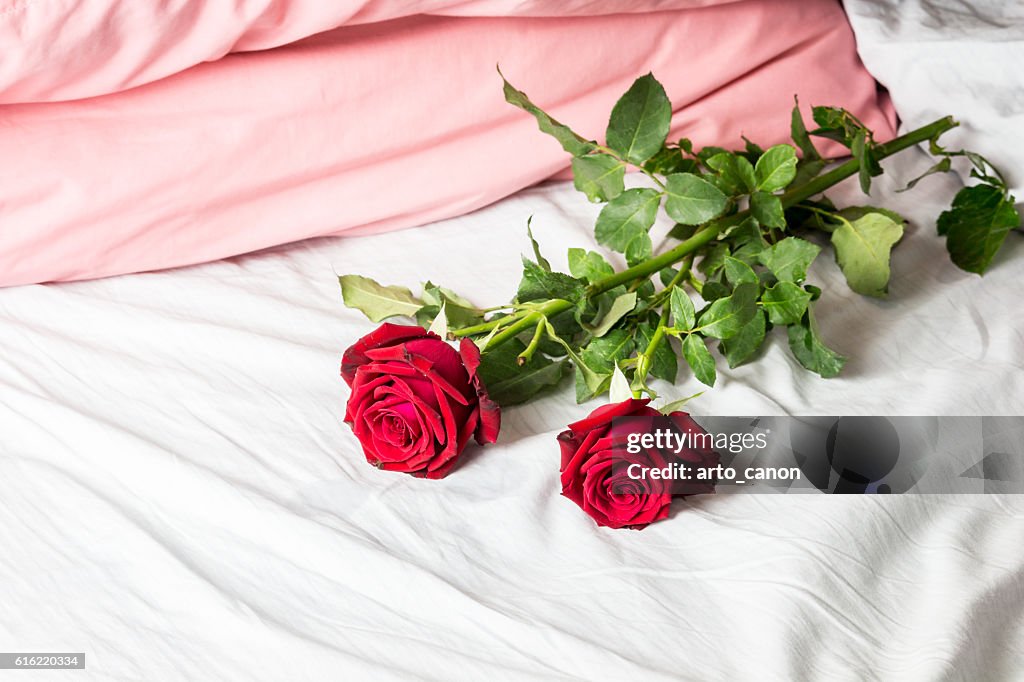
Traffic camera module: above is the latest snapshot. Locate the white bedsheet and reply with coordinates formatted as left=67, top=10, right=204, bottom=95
left=3, top=3, right=1024, bottom=680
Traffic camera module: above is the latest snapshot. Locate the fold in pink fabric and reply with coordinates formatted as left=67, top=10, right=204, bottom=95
left=0, top=1, right=895, bottom=286
left=1, top=0, right=745, bottom=104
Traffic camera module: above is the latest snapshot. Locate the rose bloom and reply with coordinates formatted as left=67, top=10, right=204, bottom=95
left=557, top=398, right=719, bottom=529
left=341, top=323, right=500, bottom=478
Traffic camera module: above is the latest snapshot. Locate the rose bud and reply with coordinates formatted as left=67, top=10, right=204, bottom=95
left=557, top=398, right=719, bottom=529
left=341, top=323, right=500, bottom=478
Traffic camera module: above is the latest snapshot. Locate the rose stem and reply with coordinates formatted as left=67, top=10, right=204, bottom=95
left=455, top=116, right=958, bottom=349
left=634, top=258, right=692, bottom=385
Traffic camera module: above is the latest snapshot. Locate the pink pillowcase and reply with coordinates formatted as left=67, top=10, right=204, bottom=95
left=0, top=0, right=744, bottom=104
left=0, top=1, right=895, bottom=286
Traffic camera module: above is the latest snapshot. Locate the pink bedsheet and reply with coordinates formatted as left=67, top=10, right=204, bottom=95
left=0, top=1, right=895, bottom=287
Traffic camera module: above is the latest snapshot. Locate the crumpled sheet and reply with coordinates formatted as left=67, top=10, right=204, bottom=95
left=2, top=4, right=1024, bottom=681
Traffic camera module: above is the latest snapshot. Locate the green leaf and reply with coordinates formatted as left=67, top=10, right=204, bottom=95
left=790, top=97, right=821, bottom=161
left=701, top=280, right=731, bottom=302
left=754, top=144, right=798, bottom=192
left=787, top=308, right=846, bottom=378
left=810, top=106, right=864, bottom=148
left=594, top=188, right=661, bottom=257
left=339, top=274, right=424, bottom=322
left=851, top=132, right=882, bottom=194
left=728, top=218, right=768, bottom=264
left=792, top=159, right=826, bottom=187
left=937, top=184, right=1020, bottom=275
left=750, top=191, right=785, bottom=228
left=659, top=391, right=704, bottom=413
left=740, top=137, right=765, bottom=164
left=720, top=309, right=767, bottom=368
left=697, top=242, right=730, bottom=276
left=667, top=223, right=698, bottom=241
left=587, top=291, right=637, bottom=337
left=670, top=287, right=696, bottom=330
left=583, top=328, right=634, bottom=373
left=567, top=248, right=615, bottom=284
left=606, top=73, right=673, bottom=165
left=697, top=146, right=729, bottom=165
left=664, top=173, right=729, bottom=225
left=500, top=69, right=596, bottom=157
left=682, top=334, right=717, bottom=386
left=636, top=322, right=677, bottom=383
left=761, top=281, right=812, bottom=325
left=426, top=302, right=448, bottom=337
left=574, top=329, right=635, bottom=402
left=525, top=217, right=551, bottom=271
left=477, top=340, right=568, bottom=406
left=898, top=157, right=951, bottom=192
left=697, top=282, right=758, bottom=339
left=516, top=258, right=586, bottom=303
left=758, top=237, right=820, bottom=283
left=571, top=155, right=626, bottom=203
left=705, top=152, right=754, bottom=195
left=831, top=207, right=905, bottom=297
left=418, top=282, right=484, bottom=329
left=644, top=148, right=697, bottom=176
left=723, top=256, right=758, bottom=286
left=625, top=234, right=653, bottom=264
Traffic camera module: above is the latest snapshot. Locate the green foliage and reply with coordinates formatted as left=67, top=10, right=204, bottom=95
left=477, top=339, right=568, bottom=405
left=790, top=97, right=821, bottom=162
left=526, top=217, right=551, bottom=271
left=517, top=258, right=586, bottom=303
left=697, top=282, right=758, bottom=339
left=500, top=68, right=595, bottom=156
left=606, top=74, right=673, bottom=165
left=665, top=173, right=729, bottom=225
left=567, top=248, right=615, bottom=284
left=418, top=282, right=485, bottom=329
left=830, top=207, right=905, bottom=297
left=594, top=188, right=661, bottom=259
left=754, top=144, right=798, bottom=192
left=572, top=155, right=626, bottom=203
left=938, top=184, right=1019, bottom=275
left=787, top=308, right=846, bottom=378
left=750, top=191, right=785, bottom=228
left=761, top=282, right=812, bottom=325
left=720, top=309, right=767, bottom=368
left=636, top=321, right=678, bottom=384
left=682, top=334, right=716, bottom=386
left=669, top=287, right=696, bottom=330
left=587, top=291, right=637, bottom=337
left=341, top=72, right=1018, bottom=410
left=339, top=275, right=423, bottom=322
left=758, top=237, right=820, bottom=283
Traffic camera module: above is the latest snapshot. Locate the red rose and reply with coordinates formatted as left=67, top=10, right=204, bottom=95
left=341, top=323, right=500, bottom=479
left=557, top=399, right=718, bottom=529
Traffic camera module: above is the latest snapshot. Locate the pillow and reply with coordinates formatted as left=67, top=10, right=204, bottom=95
left=0, top=1, right=895, bottom=286
left=1, top=0, right=743, bottom=104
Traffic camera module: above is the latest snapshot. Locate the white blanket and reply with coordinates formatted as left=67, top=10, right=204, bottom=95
left=2, top=3, right=1024, bottom=680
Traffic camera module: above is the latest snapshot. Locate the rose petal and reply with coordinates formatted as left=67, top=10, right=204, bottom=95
left=565, top=398, right=651, bottom=434
left=460, top=338, right=501, bottom=444
left=341, top=324, right=432, bottom=385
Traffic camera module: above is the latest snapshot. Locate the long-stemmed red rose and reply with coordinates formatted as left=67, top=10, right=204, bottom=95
left=342, top=323, right=500, bottom=479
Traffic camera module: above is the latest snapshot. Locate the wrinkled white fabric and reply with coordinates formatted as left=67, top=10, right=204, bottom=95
left=844, top=0, right=1024, bottom=197
left=1, top=151, right=1022, bottom=679
left=2, top=1, right=1024, bottom=678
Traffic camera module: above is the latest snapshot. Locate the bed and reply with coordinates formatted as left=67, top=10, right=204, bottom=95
left=1, top=1, right=1022, bottom=679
